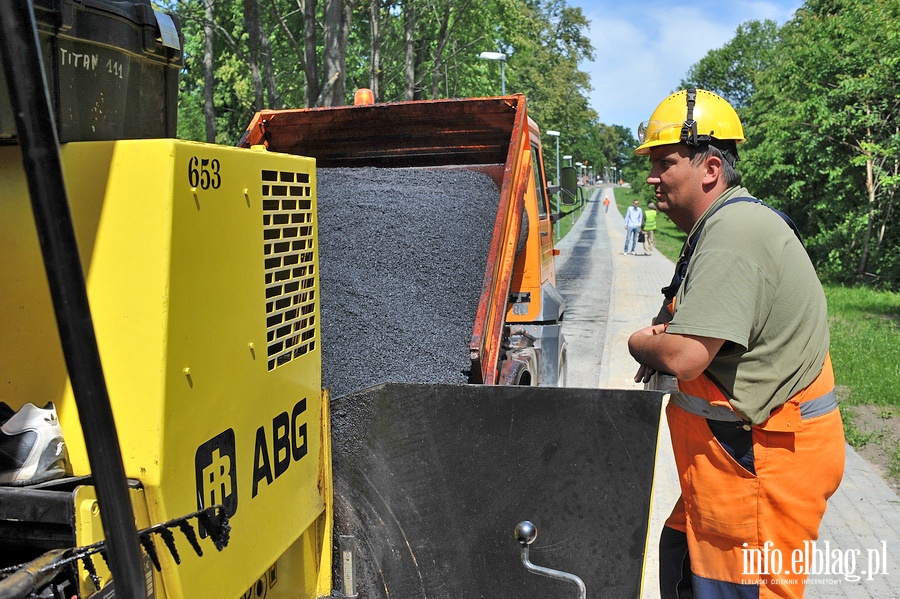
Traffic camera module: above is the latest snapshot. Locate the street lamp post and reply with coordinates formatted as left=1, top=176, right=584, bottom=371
left=478, top=51, right=506, bottom=95
left=563, top=155, right=572, bottom=167
left=545, top=130, right=560, bottom=185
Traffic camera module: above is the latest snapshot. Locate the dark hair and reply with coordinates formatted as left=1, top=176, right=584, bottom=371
left=689, top=142, right=742, bottom=186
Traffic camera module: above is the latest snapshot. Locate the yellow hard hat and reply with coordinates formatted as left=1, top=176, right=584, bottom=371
left=634, top=88, right=744, bottom=155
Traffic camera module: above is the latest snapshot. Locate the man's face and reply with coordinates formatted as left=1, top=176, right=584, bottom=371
left=633, top=200, right=639, bottom=208
left=646, top=144, right=703, bottom=219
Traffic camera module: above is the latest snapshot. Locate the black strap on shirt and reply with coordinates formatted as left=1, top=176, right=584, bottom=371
left=660, top=197, right=802, bottom=302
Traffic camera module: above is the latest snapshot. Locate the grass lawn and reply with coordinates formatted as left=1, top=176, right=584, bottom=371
left=825, top=285, right=900, bottom=408
left=825, top=285, right=900, bottom=481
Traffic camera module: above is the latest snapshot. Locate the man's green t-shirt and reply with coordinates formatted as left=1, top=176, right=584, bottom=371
left=643, top=209, right=657, bottom=231
left=666, top=186, right=830, bottom=424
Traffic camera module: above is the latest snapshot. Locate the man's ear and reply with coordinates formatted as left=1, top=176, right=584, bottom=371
left=702, top=154, right=723, bottom=185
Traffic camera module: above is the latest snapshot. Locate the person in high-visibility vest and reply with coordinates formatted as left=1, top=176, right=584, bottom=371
left=641, top=202, right=658, bottom=255
left=627, top=88, right=844, bottom=599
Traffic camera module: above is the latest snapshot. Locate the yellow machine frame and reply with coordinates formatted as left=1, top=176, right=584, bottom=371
left=0, top=140, right=332, bottom=598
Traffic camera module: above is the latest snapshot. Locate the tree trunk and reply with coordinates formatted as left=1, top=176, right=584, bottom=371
left=261, top=27, right=279, bottom=108
left=414, top=40, right=425, bottom=100
left=338, top=0, right=354, bottom=102
left=304, top=0, right=320, bottom=107
left=322, top=0, right=342, bottom=106
left=858, top=152, right=875, bottom=276
left=243, top=0, right=265, bottom=111
left=369, top=0, right=380, bottom=100
left=203, top=0, right=216, bottom=143
left=430, top=0, right=451, bottom=99
left=403, top=0, right=416, bottom=100
left=269, top=0, right=305, bottom=106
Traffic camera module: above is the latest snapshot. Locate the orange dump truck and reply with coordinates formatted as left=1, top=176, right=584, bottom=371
left=238, top=94, right=568, bottom=389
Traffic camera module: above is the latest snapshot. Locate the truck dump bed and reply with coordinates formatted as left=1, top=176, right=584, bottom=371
left=240, top=96, right=534, bottom=388
left=239, top=96, right=520, bottom=168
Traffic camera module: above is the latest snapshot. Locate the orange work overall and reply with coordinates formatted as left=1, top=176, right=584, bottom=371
left=664, top=354, right=845, bottom=598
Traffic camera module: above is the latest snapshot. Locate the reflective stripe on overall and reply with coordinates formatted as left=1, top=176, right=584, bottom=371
left=665, top=353, right=845, bottom=598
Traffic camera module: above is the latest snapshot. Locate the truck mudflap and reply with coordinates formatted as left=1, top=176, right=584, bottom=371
left=331, top=383, right=663, bottom=598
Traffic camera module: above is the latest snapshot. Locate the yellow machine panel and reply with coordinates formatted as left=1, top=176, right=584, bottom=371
left=0, top=140, right=331, bottom=598
left=71, top=485, right=159, bottom=597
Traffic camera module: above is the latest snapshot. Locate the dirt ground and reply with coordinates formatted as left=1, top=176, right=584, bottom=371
left=841, top=395, right=900, bottom=493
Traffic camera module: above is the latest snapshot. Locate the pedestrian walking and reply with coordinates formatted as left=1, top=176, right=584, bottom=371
left=603, top=196, right=610, bottom=213
left=623, top=199, right=643, bottom=254
left=627, top=88, right=843, bottom=599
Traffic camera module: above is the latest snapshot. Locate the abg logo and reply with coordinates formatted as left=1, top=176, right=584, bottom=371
left=195, top=429, right=238, bottom=536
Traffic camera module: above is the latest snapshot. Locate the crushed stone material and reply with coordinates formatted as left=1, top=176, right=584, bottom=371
left=316, top=167, right=500, bottom=399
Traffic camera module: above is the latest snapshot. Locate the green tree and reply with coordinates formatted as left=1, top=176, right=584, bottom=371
left=168, top=0, right=602, bottom=158
left=678, top=20, right=780, bottom=109
left=594, top=123, right=636, bottom=179
left=491, top=0, right=597, bottom=181
left=171, top=0, right=262, bottom=143
left=741, top=0, right=900, bottom=289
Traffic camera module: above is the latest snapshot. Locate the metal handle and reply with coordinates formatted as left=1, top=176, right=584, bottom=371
left=514, top=521, right=586, bottom=599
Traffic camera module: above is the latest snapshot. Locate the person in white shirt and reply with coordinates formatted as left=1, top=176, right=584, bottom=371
left=623, top=199, right=644, bottom=254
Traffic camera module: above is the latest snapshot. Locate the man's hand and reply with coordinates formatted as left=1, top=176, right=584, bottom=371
left=630, top=324, right=666, bottom=383
left=634, top=363, right=656, bottom=384
left=632, top=323, right=668, bottom=338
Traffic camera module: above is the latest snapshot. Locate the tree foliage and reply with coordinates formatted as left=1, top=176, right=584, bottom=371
left=678, top=20, right=780, bottom=109
left=163, top=0, right=618, bottom=181
left=673, top=0, right=900, bottom=290
left=740, top=0, right=900, bottom=289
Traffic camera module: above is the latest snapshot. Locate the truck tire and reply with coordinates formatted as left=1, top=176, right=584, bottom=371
left=500, top=359, right=532, bottom=385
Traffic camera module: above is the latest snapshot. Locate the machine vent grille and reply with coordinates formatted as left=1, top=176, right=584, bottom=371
left=261, top=169, right=316, bottom=371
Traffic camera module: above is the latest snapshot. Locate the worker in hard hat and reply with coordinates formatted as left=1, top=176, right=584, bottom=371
left=627, top=89, right=844, bottom=599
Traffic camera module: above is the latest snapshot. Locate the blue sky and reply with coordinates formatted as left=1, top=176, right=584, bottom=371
left=565, top=0, right=803, bottom=137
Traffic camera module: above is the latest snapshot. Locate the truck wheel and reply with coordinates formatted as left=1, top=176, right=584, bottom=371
left=500, top=360, right=532, bottom=385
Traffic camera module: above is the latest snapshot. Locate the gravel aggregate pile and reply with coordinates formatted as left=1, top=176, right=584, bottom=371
left=316, top=167, right=500, bottom=399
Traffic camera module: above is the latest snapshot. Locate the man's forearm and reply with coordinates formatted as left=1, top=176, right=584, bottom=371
left=628, top=325, right=724, bottom=381
left=628, top=325, right=676, bottom=375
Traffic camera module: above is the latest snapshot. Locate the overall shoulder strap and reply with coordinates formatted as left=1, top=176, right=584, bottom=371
left=718, top=197, right=802, bottom=241
left=660, top=197, right=802, bottom=301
